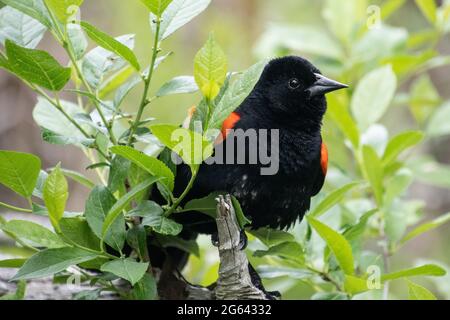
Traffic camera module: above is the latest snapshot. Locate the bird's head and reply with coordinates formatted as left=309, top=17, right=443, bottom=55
left=253, top=56, right=348, bottom=127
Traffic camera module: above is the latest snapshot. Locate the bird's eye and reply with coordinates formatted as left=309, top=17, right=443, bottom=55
left=288, top=78, right=301, bottom=90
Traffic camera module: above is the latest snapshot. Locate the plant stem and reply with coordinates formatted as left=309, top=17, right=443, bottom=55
left=42, top=2, right=117, bottom=146
left=127, top=16, right=162, bottom=146
left=165, top=168, right=199, bottom=217
left=307, top=265, right=345, bottom=293
left=30, top=85, right=111, bottom=161
left=63, top=41, right=118, bottom=146
left=0, top=201, right=32, bottom=213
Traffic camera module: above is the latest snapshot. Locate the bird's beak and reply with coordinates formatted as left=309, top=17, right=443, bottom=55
left=306, top=73, right=348, bottom=98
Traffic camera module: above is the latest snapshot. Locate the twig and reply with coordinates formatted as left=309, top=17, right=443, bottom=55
left=214, top=195, right=268, bottom=300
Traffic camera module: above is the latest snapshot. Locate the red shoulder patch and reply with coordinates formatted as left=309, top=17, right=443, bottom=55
left=221, top=112, right=241, bottom=139
left=321, top=142, right=328, bottom=176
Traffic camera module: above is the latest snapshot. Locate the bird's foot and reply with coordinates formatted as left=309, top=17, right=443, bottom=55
left=211, top=229, right=248, bottom=250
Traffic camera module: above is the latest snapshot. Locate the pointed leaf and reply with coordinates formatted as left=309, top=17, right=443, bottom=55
left=194, top=33, right=227, bottom=100
left=4, top=40, right=71, bottom=91
left=12, top=247, right=97, bottom=280
left=100, top=258, right=149, bottom=286
left=2, top=220, right=65, bottom=248
left=307, top=216, right=354, bottom=275
left=309, top=182, right=361, bottom=217
left=43, top=165, right=68, bottom=230
left=80, top=21, right=140, bottom=70
left=208, top=60, right=267, bottom=130
left=110, top=146, right=174, bottom=191
left=154, top=0, right=211, bottom=40
left=0, top=150, right=41, bottom=198
left=85, top=186, right=126, bottom=252
left=0, top=6, right=47, bottom=48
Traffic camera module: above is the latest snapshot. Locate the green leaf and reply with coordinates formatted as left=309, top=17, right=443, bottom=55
left=43, top=165, right=68, bottom=230
left=73, top=289, right=102, bottom=300
left=351, top=65, right=397, bottom=130
left=400, top=212, right=450, bottom=246
left=382, top=131, right=424, bottom=166
left=194, top=33, right=228, bottom=100
left=231, top=195, right=251, bottom=228
left=409, top=74, right=441, bottom=124
left=100, top=258, right=149, bottom=286
left=131, top=201, right=182, bottom=236
left=362, top=145, right=384, bottom=206
left=309, top=182, right=361, bottom=218
left=344, top=275, right=373, bottom=295
left=253, top=241, right=304, bottom=265
left=2, top=220, right=65, bottom=249
left=102, top=177, right=161, bottom=240
left=427, top=102, right=450, bottom=137
left=344, top=209, right=378, bottom=241
left=0, top=259, right=26, bottom=268
left=0, top=6, right=47, bottom=48
left=408, top=280, right=437, bottom=300
left=183, top=192, right=219, bottom=219
left=150, top=124, right=213, bottom=167
left=140, top=0, right=172, bottom=16
left=0, top=150, right=41, bottom=198
left=208, top=60, right=267, bottom=130
left=33, top=98, right=91, bottom=146
left=12, top=247, right=97, bottom=280
left=143, top=214, right=182, bottom=236
left=415, top=0, right=437, bottom=25
left=248, top=228, right=295, bottom=247
left=130, top=273, right=157, bottom=300
left=67, top=23, right=88, bottom=60
left=58, top=168, right=95, bottom=189
left=110, top=146, right=174, bottom=192
left=85, top=186, right=126, bottom=253
left=80, top=21, right=140, bottom=70
left=4, top=40, right=71, bottom=91
left=327, top=93, right=360, bottom=148
left=0, top=0, right=52, bottom=28
left=113, top=75, right=141, bottom=109
left=82, top=34, right=135, bottom=89
left=44, top=0, right=83, bottom=22
left=126, top=225, right=148, bottom=261
left=108, top=156, right=131, bottom=193
left=307, top=216, right=354, bottom=275
left=323, top=0, right=367, bottom=44
left=381, top=264, right=447, bottom=282
left=59, top=217, right=100, bottom=250
left=156, top=76, right=198, bottom=97
left=41, top=128, right=94, bottom=147
left=154, top=0, right=211, bottom=40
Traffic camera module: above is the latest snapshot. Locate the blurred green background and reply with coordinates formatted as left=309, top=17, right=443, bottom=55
left=1, top=0, right=450, bottom=299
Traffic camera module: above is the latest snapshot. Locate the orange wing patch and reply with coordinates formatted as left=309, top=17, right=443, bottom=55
left=221, top=112, right=241, bottom=139
left=214, top=112, right=241, bottom=145
left=321, top=142, right=328, bottom=176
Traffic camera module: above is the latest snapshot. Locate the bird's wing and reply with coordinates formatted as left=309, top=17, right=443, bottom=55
left=311, top=142, right=328, bottom=197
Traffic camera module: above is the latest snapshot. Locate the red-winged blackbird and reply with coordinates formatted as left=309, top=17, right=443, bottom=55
left=150, top=56, right=348, bottom=277
left=166, top=56, right=348, bottom=235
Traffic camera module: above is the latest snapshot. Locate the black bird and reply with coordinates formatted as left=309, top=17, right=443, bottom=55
left=165, top=56, right=348, bottom=236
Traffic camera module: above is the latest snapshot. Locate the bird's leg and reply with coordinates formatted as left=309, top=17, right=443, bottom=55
left=212, top=229, right=248, bottom=250
left=248, top=263, right=281, bottom=300
left=239, top=229, right=248, bottom=250
left=211, top=231, right=219, bottom=247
